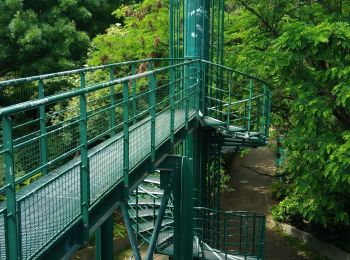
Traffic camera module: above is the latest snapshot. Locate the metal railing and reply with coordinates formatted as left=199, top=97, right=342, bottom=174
left=0, top=58, right=200, bottom=259
left=0, top=58, right=270, bottom=259
left=194, top=207, right=265, bottom=260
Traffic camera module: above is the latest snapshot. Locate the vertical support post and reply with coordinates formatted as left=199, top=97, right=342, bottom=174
left=224, top=214, right=228, bottom=260
left=148, top=69, right=157, bottom=171
left=169, top=0, right=174, bottom=59
left=248, top=79, right=253, bottom=135
left=109, top=66, right=116, bottom=136
left=265, top=90, right=271, bottom=139
left=79, top=72, right=90, bottom=245
left=95, top=228, right=101, bottom=260
left=173, top=157, right=193, bottom=260
left=227, top=73, right=232, bottom=126
left=3, top=116, right=18, bottom=260
left=38, top=79, right=48, bottom=175
left=170, top=66, right=175, bottom=148
left=132, top=64, right=137, bottom=125
left=261, top=85, right=267, bottom=136
left=123, top=81, right=129, bottom=193
left=97, top=215, right=114, bottom=260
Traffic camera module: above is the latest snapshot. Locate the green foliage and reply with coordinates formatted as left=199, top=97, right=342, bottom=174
left=0, top=0, right=123, bottom=76
left=88, top=0, right=169, bottom=65
left=269, top=180, right=288, bottom=201
left=225, top=0, right=350, bottom=227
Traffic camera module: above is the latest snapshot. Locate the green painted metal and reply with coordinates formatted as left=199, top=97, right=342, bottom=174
left=96, top=215, right=114, bottom=260
left=38, top=79, right=48, bottom=176
left=3, top=116, right=18, bottom=260
left=148, top=66, right=157, bottom=171
left=109, top=66, right=116, bottom=136
left=79, top=72, right=90, bottom=245
left=0, top=52, right=270, bottom=260
left=95, top=228, right=101, bottom=260
left=145, top=188, right=170, bottom=260
left=123, top=81, right=130, bottom=193
left=132, top=64, right=137, bottom=125
left=121, top=201, right=142, bottom=260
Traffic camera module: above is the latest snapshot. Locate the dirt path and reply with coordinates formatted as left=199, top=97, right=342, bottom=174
left=221, top=147, right=311, bottom=260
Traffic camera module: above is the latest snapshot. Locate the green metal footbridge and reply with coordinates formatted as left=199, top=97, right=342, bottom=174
left=0, top=1, right=271, bottom=259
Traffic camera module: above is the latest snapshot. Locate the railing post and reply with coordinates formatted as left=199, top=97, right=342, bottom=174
left=3, top=116, right=19, bottom=260
left=248, top=79, right=253, bottom=135
left=261, top=85, right=267, bottom=137
left=123, top=81, right=129, bottom=192
left=266, top=90, right=271, bottom=139
left=109, top=66, right=116, bottom=136
left=184, top=63, right=189, bottom=132
left=148, top=68, right=157, bottom=171
left=170, top=66, right=175, bottom=148
left=38, top=79, right=48, bottom=175
left=132, top=64, right=137, bottom=125
left=224, top=214, right=228, bottom=260
left=79, top=72, right=90, bottom=245
left=227, top=73, right=233, bottom=127
left=256, top=92, right=261, bottom=133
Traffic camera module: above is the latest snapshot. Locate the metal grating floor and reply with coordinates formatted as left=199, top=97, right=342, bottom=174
left=0, top=108, right=197, bottom=259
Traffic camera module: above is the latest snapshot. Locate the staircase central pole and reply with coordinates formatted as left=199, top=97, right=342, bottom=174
left=173, top=0, right=211, bottom=259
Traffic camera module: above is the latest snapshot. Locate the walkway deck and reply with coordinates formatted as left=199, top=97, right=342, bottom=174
left=0, top=108, right=196, bottom=259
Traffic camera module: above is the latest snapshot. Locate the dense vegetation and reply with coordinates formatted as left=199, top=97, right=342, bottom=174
left=225, top=0, right=350, bottom=231
left=0, top=0, right=141, bottom=77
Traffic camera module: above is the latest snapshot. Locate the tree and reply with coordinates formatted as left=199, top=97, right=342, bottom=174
left=225, top=0, right=350, bottom=227
left=0, top=0, right=127, bottom=77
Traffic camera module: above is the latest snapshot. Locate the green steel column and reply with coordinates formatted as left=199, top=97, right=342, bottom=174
left=148, top=70, right=157, bottom=171
left=38, top=79, right=48, bottom=175
left=261, top=85, right=267, bottom=136
left=79, top=72, right=90, bottom=245
left=266, top=91, right=272, bottom=139
left=170, top=0, right=174, bottom=59
left=173, top=157, right=193, bottom=260
left=170, top=66, right=175, bottom=148
left=95, top=228, right=101, bottom=260
left=248, top=79, right=253, bottom=135
left=132, top=64, right=137, bottom=125
left=95, top=215, right=114, bottom=260
left=3, top=116, right=19, bottom=260
left=109, top=66, right=116, bottom=136
left=123, top=81, right=129, bottom=193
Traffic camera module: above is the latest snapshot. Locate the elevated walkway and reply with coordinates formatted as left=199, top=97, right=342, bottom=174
left=0, top=58, right=270, bottom=259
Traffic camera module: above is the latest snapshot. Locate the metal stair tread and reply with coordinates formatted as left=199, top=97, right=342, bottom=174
left=144, top=176, right=161, bottom=185
left=133, top=218, right=174, bottom=233
left=128, top=208, right=172, bottom=219
left=135, top=185, right=163, bottom=196
left=202, top=116, right=226, bottom=127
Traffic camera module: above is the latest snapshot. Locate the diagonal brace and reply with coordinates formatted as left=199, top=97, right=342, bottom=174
left=120, top=201, right=142, bottom=260
left=145, top=188, right=171, bottom=260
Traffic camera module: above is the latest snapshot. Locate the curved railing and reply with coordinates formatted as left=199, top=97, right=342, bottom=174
left=194, top=207, right=265, bottom=259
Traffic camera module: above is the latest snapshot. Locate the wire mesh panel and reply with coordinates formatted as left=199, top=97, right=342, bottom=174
left=0, top=207, right=6, bottom=259
left=18, top=163, right=80, bottom=259
left=129, top=120, right=152, bottom=170
left=89, top=136, right=124, bottom=203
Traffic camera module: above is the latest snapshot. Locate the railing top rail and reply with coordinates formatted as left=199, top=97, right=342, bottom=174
left=0, top=59, right=200, bottom=117
left=0, top=58, right=186, bottom=88
left=201, top=60, right=271, bottom=87
left=194, top=206, right=265, bottom=217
